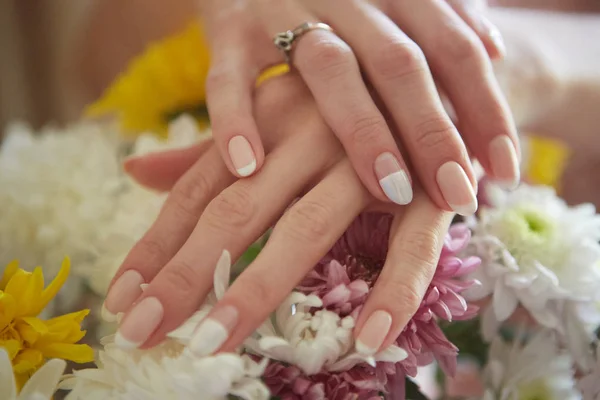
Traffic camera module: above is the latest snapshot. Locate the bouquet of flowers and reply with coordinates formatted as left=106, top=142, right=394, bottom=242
left=1, top=22, right=598, bottom=400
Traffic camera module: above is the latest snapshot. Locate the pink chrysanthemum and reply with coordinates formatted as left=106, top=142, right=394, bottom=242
left=299, top=213, right=480, bottom=380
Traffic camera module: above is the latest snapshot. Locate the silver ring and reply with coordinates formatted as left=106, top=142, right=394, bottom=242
left=273, top=22, right=334, bottom=64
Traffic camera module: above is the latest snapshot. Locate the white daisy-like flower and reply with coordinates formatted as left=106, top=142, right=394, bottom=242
left=480, top=330, right=580, bottom=400
left=62, top=251, right=269, bottom=400
left=0, top=349, right=66, bottom=400
left=245, top=292, right=407, bottom=375
left=578, top=342, right=600, bottom=400
left=465, top=184, right=600, bottom=334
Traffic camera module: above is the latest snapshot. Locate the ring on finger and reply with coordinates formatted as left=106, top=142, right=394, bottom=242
left=273, top=22, right=334, bottom=64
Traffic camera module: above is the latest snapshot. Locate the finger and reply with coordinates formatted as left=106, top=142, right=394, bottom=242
left=115, top=125, right=343, bottom=348
left=446, top=0, right=506, bottom=60
left=354, top=189, right=454, bottom=355
left=102, top=146, right=233, bottom=320
left=189, top=160, right=370, bottom=355
left=257, top=0, right=414, bottom=206
left=391, top=0, right=521, bottom=188
left=123, top=140, right=213, bottom=191
left=307, top=0, right=479, bottom=216
left=203, top=10, right=264, bottom=178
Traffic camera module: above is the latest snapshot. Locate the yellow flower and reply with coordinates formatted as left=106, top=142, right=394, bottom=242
left=87, top=22, right=211, bottom=135
left=0, top=258, right=94, bottom=390
left=524, top=135, right=570, bottom=190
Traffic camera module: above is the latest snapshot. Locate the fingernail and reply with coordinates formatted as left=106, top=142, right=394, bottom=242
left=489, top=135, right=520, bottom=190
left=102, top=270, right=145, bottom=322
left=356, top=310, right=393, bottom=356
left=122, top=155, right=141, bottom=174
left=228, top=136, right=256, bottom=177
left=374, top=152, right=413, bottom=205
left=115, top=297, right=164, bottom=349
left=483, top=18, right=506, bottom=59
left=437, top=161, right=478, bottom=216
left=190, top=305, right=239, bottom=356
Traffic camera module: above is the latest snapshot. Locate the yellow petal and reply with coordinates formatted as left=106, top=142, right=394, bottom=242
left=12, top=348, right=44, bottom=374
left=37, top=343, right=94, bottom=364
left=14, top=372, right=30, bottom=392
left=34, top=257, right=70, bottom=316
left=16, top=317, right=49, bottom=345
left=0, top=261, right=19, bottom=290
left=0, top=292, right=16, bottom=330
left=5, top=267, right=44, bottom=318
left=0, top=339, right=22, bottom=359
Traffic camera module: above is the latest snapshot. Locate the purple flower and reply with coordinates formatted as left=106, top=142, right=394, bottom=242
left=299, top=213, right=480, bottom=380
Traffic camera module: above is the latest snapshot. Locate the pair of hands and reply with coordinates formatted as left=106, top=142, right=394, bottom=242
left=201, top=0, right=520, bottom=214
left=104, top=0, right=519, bottom=355
left=106, top=73, right=455, bottom=357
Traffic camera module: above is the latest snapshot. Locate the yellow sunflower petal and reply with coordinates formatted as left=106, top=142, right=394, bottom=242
left=34, top=310, right=89, bottom=346
left=12, top=348, right=44, bottom=375
left=0, top=261, right=19, bottom=290
left=37, top=343, right=94, bottom=364
left=0, top=339, right=22, bottom=360
left=34, top=257, right=70, bottom=316
left=0, top=292, right=16, bottom=330
left=5, top=267, right=44, bottom=318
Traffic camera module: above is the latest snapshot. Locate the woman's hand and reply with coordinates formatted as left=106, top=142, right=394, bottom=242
left=105, top=73, right=456, bottom=356
left=201, top=0, right=519, bottom=216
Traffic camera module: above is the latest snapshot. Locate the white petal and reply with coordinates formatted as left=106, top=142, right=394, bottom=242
left=375, top=345, right=408, bottom=363
left=0, top=349, right=17, bottom=399
left=213, top=250, right=232, bottom=299
left=493, top=280, right=518, bottom=321
left=258, top=337, right=296, bottom=364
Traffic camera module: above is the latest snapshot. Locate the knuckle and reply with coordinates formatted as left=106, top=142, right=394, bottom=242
left=439, top=32, right=485, bottom=65
left=132, top=238, right=167, bottom=265
left=387, top=277, right=426, bottom=316
left=299, top=38, right=354, bottom=79
left=168, top=172, right=214, bottom=219
left=278, top=201, right=332, bottom=244
left=413, top=115, right=458, bottom=151
left=236, top=273, right=277, bottom=309
left=163, top=259, right=201, bottom=294
left=205, top=64, right=236, bottom=93
left=344, top=114, right=387, bottom=146
left=203, top=185, right=256, bottom=233
left=371, top=39, right=426, bottom=80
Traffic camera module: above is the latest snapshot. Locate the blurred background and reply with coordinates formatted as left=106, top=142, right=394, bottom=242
left=0, top=0, right=599, bottom=204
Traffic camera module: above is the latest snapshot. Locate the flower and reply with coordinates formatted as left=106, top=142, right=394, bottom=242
left=480, top=331, right=580, bottom=400
left=246, top=291, right=407, bottom=376
left=300, top=213, right=480, bottom=378
left=0, top=348, right=66, bottom=400
left=263, top=361, right=387, bottom=400
left=464, top=184, right=600, bottom=336
left=87, top=23, right=210, bottom=134
left=63, top=251, right=270, bottom=400
left=578, top=342, right=600, bottom=400
left=0, top=258, right=93, bottom=389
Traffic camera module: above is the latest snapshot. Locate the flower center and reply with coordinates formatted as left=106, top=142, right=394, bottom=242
left=346, top=254, right=383, bottom=283
left=516, top=378, right=555, bottom=400
left=490, top=206, right=563, bottom=269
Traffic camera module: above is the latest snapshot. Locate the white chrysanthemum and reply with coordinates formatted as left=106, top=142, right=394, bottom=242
left=0, top=116, right=208, bottom=296
left=62, top=251, right=269, bottom=400
left=578, top=342, right=600, bottom=400
left=465, top=184, right=600, bottom=332
left=246, top=292, right=407, bottom=375
left=0, top=349, right=66, bottom=400
left=481, top=331, right=580, bottom=400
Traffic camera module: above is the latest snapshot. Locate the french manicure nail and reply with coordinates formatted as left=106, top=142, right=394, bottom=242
left=228, top=136, right=256, bottom=177
left=190, top=305, right=239, bottom=356
left=437, top=161, right=478, bottom=216
left=102, top=270, right=145, bottom=322
left=374, top=152, right=413, bottom=205
left=115, top=297, right=164, bottom=349
left=356, top=310, right=393, bottom=356
left=489, top=135, right=520, bottom=190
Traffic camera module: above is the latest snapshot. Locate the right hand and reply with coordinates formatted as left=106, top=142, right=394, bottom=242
left=200, top=0, right=520, bottom=215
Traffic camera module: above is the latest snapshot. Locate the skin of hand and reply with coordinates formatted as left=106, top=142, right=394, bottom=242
left=201, top=0, right=520, bottom=216
left=104, top=73, right=456, bottom=358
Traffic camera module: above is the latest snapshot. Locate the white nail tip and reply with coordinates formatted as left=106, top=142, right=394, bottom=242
left=355, top=340, right=377, bottom=357
left=114, top=331, right=140, bottom=350
left=236, top=160, right=257, bottom=177
left=379, top=171, right=413, bottom=205
left=101, top=304, right=118, bottom=323
left=190, top=319, right=229, bottom=357
left=450, top=199, right=479, bottom=217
